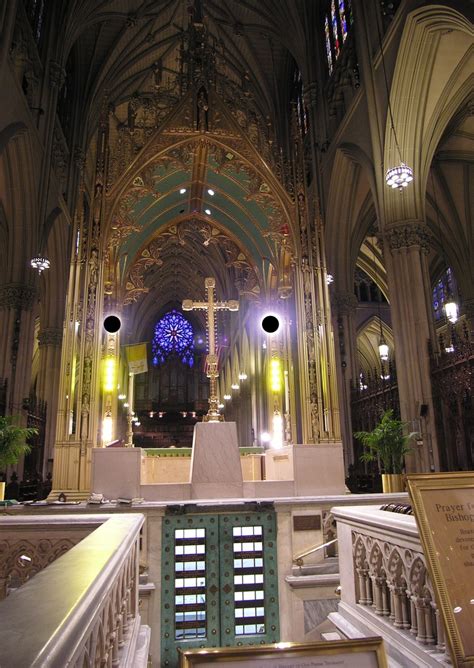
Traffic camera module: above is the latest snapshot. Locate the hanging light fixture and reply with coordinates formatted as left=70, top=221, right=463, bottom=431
left=30, top=256, right=51, bottom=273
left=385, top=163, right=413, bottom=190
left=371, top=236, right=390, bottom=362
left=378, top=330, right=389, bottom=362
left=376, top=17, right=414, bottom=191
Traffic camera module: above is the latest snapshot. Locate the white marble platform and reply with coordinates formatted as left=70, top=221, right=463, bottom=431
left=190, top=422, right=243, bottom=498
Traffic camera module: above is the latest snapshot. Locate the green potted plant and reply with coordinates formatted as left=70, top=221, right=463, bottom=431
left=354, top=409, right=417, bottom=492
left=0, top=416, right=37, bottom=501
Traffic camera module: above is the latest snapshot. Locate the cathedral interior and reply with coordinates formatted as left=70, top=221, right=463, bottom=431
left=0, top=1, right=472, bottom=666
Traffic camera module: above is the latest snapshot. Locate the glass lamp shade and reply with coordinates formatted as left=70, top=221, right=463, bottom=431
left=378, top=340, right=389, bottom=362
left=444, top=299, right=458, bottom=324
left=30, top=256, right=50, bottom=273
left=385, top=163, right=413, bottom=190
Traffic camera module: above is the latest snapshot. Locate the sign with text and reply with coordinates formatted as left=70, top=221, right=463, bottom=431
left=179, top=638, right=388, bottom=668
left=407, top=472, right=474, bottom=667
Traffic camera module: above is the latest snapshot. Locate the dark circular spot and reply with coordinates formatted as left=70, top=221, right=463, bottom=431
left=103, top=315, right=121, bottom=333
left=261, top=314, right=280, bottom=334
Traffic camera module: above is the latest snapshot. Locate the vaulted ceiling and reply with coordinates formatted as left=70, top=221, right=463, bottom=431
left=59, top=0, right=308, bottom=137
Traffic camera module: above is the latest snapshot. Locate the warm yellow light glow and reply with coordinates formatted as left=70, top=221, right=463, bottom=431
left=103, top=356, right=116, bottom=392
left=270, top=358, right=282, bottom=392
left=271, top=412, right=284, bottom=449
left=102, top=416, right=113, bottom=443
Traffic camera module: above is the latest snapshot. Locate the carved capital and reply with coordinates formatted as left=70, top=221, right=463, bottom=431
left=38, top=327, right=63, bottom=347
left=0, top=283, right=36, bottom=310
left=385, top=224, right=432, bottom=254
left=333, top=291, right=358, bottom=315
left=49, top=60, right=66, bottom=89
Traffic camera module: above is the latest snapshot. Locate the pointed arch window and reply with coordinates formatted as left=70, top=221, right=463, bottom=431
left=432, top=268, right=457, bottom=322
left=325, top=0, right=352, bottom=74
left=25, top=0, right=46, bottom=44
left=292, top=69, right=309, bottom=138
left=152, top=310, right=195, bottom=367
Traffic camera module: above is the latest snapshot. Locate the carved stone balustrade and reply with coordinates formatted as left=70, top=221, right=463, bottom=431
left=0, top=513, right=148, bottom=668
left=0, top=514, right=102, bottom=599
left=329, top=505, right=451, bottom=667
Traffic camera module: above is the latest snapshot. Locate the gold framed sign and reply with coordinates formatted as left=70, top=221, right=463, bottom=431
left=179, top=637, right=388, bottom=667
left=407, top=472, right=474, bottom=667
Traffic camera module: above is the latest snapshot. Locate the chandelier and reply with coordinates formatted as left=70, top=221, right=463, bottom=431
left=385, top=163, right=414, bottom=190
left=30, top=256, right=50, bottom=273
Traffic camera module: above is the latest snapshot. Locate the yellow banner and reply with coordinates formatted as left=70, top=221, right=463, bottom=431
left=124, top=343, right=148, bottom=375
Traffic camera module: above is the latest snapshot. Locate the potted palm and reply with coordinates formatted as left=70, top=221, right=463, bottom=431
left=0, top=416, right=37, bottom=501
left=355, top=409, right=417, bottom=493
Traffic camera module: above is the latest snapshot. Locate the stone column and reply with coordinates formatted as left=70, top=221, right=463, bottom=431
left=51, top=103, right=109, bottom=499
left=0, top=283, right=37, bottom=415
left=383, top=223, right=439, bottom=471
left=37, top=327, right=63, bottom=475
left=292, top=108, right=341, bottom=445
left=333, top=291, right=359, bottom=468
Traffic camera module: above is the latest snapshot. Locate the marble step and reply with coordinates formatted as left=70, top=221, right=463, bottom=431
left=292, top=557, right=339, bottom=577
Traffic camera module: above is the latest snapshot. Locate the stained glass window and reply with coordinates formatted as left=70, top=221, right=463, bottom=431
left=331, top=0, right=340, bottom=59
left=25, top=0, right=46, bottom=44
left=325, top=16, right=333, bottom=73
left=432, top=267, right=457, bottom=322
left=152, top=310, right=194, bottom=367
left=325, top=0, right=352, bottom=73
left=339, top=0, right=348, bottom=40
left=293, top=69, right=309, bottom=137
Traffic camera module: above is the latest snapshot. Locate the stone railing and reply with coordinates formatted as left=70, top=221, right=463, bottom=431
left=0, top=514, right=103, bottom=599
left=0, top=513, right=146, bottom=667
left=329, top=505, right=451, bottom=667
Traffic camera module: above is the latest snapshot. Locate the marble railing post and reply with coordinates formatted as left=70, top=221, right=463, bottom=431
left=409, top=594, right=418, bottom=637
left=414, top=596, right=427, bottom=644
left=434, top=606, right=446, bottom=652
left=423, top=598, right=435, bottom=645
left=381, top=579, right=390, bottom=616
left=356, top=567, right=369, bottom=605
left=371, top=575, right=384, bottom=615
left=401, top=590, right=410, bottom=629
left=390, top=585, right=403, bottom=627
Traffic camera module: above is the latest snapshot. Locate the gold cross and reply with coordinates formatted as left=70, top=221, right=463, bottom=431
left=183, top=277, right=239, bottom=421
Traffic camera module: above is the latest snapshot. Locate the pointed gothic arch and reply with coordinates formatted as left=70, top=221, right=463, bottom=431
left=384, top=4, right=473, bottom=224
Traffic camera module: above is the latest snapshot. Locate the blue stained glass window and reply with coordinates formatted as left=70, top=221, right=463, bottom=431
left=339, top=0, right=347, bottom=40
left=325, top=0, right=351, bottom=73
left=152, top=310, right=194, bottom=367
left=331, top=0, right=340, bottom=58
left=432, top=267, right=456, bottom=322
left=325, top=16, right=333, bottom=73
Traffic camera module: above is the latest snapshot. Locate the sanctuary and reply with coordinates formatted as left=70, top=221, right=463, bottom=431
left=0, top=0, right=472, bottom=666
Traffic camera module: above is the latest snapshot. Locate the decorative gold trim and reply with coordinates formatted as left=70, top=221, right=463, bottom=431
left=179, top=637, right=388, bottom=667
left=407, top=472, right=474, bottom=667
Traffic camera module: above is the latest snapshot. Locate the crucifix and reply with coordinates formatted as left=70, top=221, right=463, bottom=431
left=183, top=277, right=239, bottom=422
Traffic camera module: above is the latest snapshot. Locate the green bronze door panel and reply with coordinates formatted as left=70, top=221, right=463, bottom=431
left=161, top=514, right=221, bottom=668
left=160, top=508, right=279, bottom=668
left=218, top=510, right=279, bottom=648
